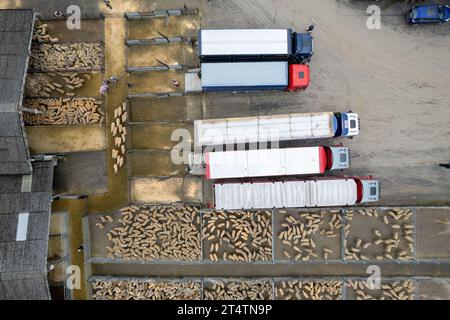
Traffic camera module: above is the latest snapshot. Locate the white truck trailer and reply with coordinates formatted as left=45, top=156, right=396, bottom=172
left=197, top=29, right=314, bottom=63
left=189, top=146, right=349, bottom=179
left=185, top=61, right=310, bottom=93
left=194, top=112, right=359, bottom=148
left=212, top=177, right=380, bottom=210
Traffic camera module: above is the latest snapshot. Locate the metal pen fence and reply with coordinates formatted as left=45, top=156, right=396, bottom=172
left=86, top=275, right=439, bottom=300
left=81, top=206, right=450, bottom=267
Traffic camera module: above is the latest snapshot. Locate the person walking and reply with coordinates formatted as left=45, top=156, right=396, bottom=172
left=172, top=78, right=180, bottom=88
left=100, top=82, right=109, bottom=96
left=439, top=163, right=450, bottom=169
left=103, top=0, right=113, bottom=10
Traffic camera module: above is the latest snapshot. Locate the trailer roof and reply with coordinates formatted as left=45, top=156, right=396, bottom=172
left=214, top=179, right=358, bottom=210
left=194, top=112, right=336, bottom=147
left=199, top=29, right=291, bottom=56
left=206, top=147, right=324, bottom=179
left=201, top=61, right=288, bottom=90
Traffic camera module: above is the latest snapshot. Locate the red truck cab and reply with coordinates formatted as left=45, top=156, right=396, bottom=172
left=287, top=64, right=310, bottom=91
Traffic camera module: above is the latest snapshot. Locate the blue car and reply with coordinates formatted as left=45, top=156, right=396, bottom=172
left=407, top=4, right=450, bottom=24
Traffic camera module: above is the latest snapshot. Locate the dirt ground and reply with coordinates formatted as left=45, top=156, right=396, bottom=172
left=129, top=123, right=193, bottom=150
left=86, top=16, right=129, bottom=215
left=26, top=125, right=106, bottom=153
left=53, top=151, right=108, bottom=195
left=92, top=262, right=449, bottom=278
left=128, top=70, right=185, bottom=93
left=52, top=198, right=88, bottom=300
left=44, top=19, right=104, bottom=42
left=129, top=151, right=186, bottom=176
left=49, top=213, right=67, bottom=236
left=128, top=15, right=200, bottom=40
left=130, top=176, right=202, bottom=203
left=129, top=96, right=201, bottom=122
left=416, top=278, right=450, bottom=300
left=128, top=43, right=197, bottom=67
left=415, top=207, right=450, bottom=259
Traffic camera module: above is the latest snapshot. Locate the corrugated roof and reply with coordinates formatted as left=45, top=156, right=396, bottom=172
left=0, top=9, right=55, bottom=300
left=0, top=9, right=35, bottom=175
left=0, top=272, right=50, bottom=300
left=0, top=160, right=54, bottom=300
left=201, top=61, right=289, bottom=90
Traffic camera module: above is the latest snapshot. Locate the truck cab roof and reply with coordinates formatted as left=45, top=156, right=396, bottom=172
left=292, top=33, right=313, bottom=62
left=328, top=147, right=350, bottom=171
left=360, top=180, right=380, bottom=203
left=287, top=64, right=310, bottom=91
left=341, top=113, right=359, bottom=137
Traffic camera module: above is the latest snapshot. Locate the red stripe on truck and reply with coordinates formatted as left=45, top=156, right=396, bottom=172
left=355, top=179, right=363, bottom=203
left=205, top=152, right=211, bottom=179
left=318, top=147, right=327, bottom=173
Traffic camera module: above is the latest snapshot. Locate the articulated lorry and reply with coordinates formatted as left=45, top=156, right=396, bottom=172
left=194, top=111, right=359, bottom=148
left=185, top=61, right=309, bottom=93
left=198, top=29, right=314, bottom=63
left=212, top=177, right=380, bottom=210
left=189, top=146, right=349, bottom=179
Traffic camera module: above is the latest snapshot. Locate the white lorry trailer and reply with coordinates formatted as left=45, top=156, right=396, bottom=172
left=198, top=29, right=314, bottom=63
left=194, top=111, right=359, bottom=148
left=212, top=177, right=380, bottom=210
left=185, top=61, right=310, bottom=93
left=189, top=146, right=349, bottom=179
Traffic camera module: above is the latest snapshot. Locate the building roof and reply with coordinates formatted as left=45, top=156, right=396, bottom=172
left=0, top=160, right=55, bottom=300
left=0, top=9, right=35, bottom=175
left=0, top=9, right=56, bottom=300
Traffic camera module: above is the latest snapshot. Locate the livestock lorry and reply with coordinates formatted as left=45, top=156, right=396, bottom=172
left=185, top=61, right=310, bottom=93
left=194, top=112, right=359, bottom=148
left=212, top=177, right=380, bottom=210
left=189, top=146, right=350, bottom=179
left=198, top=29, right=314, bottom=63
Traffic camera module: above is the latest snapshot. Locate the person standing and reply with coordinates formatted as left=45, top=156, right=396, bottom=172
left=172, top=78, right=180, bottom=88
left=54, top=10, right=64, bottom=18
